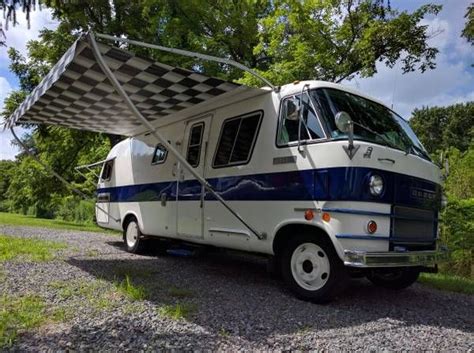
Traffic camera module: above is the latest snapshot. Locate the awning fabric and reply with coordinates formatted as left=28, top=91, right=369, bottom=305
left=5, top=35, right=261, bottom=136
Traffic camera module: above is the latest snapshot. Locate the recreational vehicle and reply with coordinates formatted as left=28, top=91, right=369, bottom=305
left=6, top=33, right=447, bottom=302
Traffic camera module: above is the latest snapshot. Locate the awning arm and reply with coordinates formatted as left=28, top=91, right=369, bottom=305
left=75, top=157, right=116, bottom=179
left=95, top=33, right=277, bottom=92
left=88, top=32, right=267, bottom=241
left=76, top=157, right=115, bottom=170
left=10, top=126, right=121, bottom=223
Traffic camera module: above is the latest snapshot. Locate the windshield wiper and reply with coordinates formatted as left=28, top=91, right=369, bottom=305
left=408, top=144, right=431, bottom=160
left=351, top=121, right=401, bottom=151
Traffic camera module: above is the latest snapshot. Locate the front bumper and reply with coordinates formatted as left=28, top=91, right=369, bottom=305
left=343, top=247, right=449, bottom=268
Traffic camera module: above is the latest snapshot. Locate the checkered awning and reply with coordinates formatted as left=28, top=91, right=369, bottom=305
left=5, top=36, right=261, bottom=136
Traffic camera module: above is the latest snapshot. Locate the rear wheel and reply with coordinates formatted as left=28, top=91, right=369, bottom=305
left=280, top=233, right=346, bottom=303
left=367, top=268, right=420, bottom=289
left=123, top=217, right=147, bottom=254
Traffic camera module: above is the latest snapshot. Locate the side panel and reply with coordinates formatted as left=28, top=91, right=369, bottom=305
left=129, top=125, right=181, bottom=237
left=177, top=115, right=212, bottom=239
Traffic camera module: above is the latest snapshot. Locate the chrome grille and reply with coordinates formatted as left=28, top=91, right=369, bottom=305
left=392, top=206, right=436, bottom=243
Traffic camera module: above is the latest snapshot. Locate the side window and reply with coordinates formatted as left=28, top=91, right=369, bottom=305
left=101, top=160, right=114, bottom=181
left=277, top=94, right=326, bottom=146
left=151, top=144, right=168, bottom=165
left=186, top=122, right=204, bottom=168
left=213, top=111, right=262, bottom=168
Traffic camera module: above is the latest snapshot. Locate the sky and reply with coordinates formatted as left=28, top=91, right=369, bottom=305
left=0, top=0, right=473, bottom=160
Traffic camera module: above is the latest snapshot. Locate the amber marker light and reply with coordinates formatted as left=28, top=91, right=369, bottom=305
left=367, top=220, right=377, bottom=234
left=304, top=209, right=314, bottom=221
left=322, top=212, right=331, bottom=222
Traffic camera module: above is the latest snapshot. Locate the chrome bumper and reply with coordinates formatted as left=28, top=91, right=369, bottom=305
left=343, top=248, right=449, bottom=268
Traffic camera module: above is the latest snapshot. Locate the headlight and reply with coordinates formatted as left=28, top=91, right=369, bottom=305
left=369, top=175, right=384, bottom=196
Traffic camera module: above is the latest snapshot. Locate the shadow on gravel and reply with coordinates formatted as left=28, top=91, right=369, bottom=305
left=67, top=245, right=473, bottom=343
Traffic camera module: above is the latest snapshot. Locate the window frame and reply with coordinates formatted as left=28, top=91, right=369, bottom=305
left=186, top=122, right=205, bottom=168
left=151, top=143, right=168, bottom=165
left=100, top=160, right=114, bottom=181
left=212, top=110, right=264, bottom=169
left=275, top=93, right=329, bottom=148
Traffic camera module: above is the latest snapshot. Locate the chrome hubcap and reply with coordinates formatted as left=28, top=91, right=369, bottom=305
left=291, top=243, right=330, bottom=291
left=126, top=222, right=138, bottom=248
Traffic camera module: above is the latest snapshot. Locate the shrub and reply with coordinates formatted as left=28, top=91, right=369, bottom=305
left=439, top=198, right=474, bottom=278
left=56, top=196, right=95, bottom=223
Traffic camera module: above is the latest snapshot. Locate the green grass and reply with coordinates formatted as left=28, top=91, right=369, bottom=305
left=419, top=273, right=474, bottom=295
left=157, top=303, right=197, bottom=320
left=0, top=235, right=67, bottom=262
left=116, top=275, right=149, bottom=300
left=0, top=212, right=118, bottom=234
left=0, top=295, right=48, bottom=348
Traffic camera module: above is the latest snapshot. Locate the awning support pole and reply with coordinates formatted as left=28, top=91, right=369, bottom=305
left=88, top=32, right=266, bottom=240
left=10, top=126, right=121, bottom=223
left=95, top=33, right=277, bottom=92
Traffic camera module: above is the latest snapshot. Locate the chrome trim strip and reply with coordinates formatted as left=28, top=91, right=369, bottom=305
left=336, top=234, right=388, bottom=241
left=343, top=248, right=449, bottom=268
left=209, top=228, right=250, bottom=237
left=322, top=208, right=391, bottom=217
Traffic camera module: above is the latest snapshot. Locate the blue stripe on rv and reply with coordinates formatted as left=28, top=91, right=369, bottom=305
left=96, top=166, right=441, bottom=210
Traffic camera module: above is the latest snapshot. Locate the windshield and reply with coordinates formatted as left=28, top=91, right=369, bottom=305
left=311, top=88, right=430, bottom=160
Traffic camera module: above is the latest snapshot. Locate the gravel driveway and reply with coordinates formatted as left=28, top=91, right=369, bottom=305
left=1, top=225, right=473, bottom=351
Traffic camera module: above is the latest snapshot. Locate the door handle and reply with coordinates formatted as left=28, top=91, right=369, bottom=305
left=160, top=193, right=167, bottom=206
left=378, top=158, right=395, bottom=164
left=172, top=162, right=178, bottom=177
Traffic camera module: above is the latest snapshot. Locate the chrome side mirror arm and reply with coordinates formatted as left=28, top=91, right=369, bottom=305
left=342, top=119, right=360, bottom=159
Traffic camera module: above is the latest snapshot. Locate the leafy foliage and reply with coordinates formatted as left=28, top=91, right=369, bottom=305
left=240, top=1, right=442, bottom=85
left=0, top=0, right=40, bottom=46
left=410, top=102, right=474, bottom=157
left=410, top=103, right=474, bottom=278
left=440, top=198, right=474, bottom=278
left=462, top=4, right=473, bottom=45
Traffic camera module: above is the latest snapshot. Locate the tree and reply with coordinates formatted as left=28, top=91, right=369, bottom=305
left=0, top=159, right=16, bottom=211
left=409, top=102, right=474, bottom=155
left=240, top=0, right=442, bottom=86
left=0, top=0, right=40, bottom=46
left=462, top=3, right=473, bottom=45
left=443, top=147, right=474, bottom=200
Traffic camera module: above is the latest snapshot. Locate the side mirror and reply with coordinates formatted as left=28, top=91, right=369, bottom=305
left=335, top=111, right=352, bottom=133
left=286, top=100, right=300, bottom=121
left=335, top=111, right=360, bottom=160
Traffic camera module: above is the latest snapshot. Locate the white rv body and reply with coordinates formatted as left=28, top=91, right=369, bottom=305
left=96, top=80, right=442, bottom=263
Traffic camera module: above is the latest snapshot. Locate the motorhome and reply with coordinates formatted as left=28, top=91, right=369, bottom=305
left=6, top=33, right=447, bottom=302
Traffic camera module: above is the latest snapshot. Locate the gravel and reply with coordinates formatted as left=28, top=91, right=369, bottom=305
left=0, top=225, right=473, bottom=351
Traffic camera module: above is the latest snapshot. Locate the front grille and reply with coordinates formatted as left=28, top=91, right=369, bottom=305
left=391, top=206, right=436, bottom=250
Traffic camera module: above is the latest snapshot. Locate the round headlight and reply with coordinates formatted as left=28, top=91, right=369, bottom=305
left=369, top=175, right=384, bottom=196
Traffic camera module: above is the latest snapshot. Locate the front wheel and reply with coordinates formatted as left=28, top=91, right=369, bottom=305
left=280, top=234, right=347, bottom=303
left=367, top=268, right=420, bottom=289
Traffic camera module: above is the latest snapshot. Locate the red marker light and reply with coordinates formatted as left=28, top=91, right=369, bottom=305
left=367, top=220, right=377, bottom=234
left=304, top=209, right=314, bottom=221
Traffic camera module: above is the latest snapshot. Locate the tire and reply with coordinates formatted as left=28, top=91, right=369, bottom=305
left=123, top=217, right=147, bottom=254
left=280, top=233, right=347, bottom=303
left=367, top=267, right=420, bottom=290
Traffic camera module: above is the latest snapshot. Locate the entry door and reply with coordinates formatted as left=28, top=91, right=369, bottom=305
left=177, top=115, right=212, bottom=238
